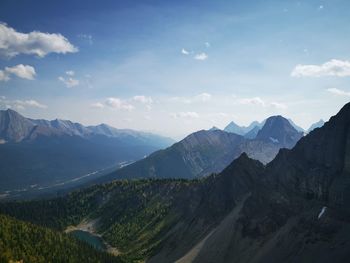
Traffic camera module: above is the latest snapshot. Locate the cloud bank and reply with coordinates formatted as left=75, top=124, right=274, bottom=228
left=0, top=23, right=78, bottom=58
left=291, top=59, right=350, bottom=77
left=0, top=64, right=36, bottom=81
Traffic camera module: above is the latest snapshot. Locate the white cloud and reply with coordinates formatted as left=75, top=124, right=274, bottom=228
left=195, top=92, right=212, bottom=102
left=194, top=52, right=208, bottom=61
left=133, top=95, right=153, bottom=104
left=58, top=71, right=79, bottom=87
left=66, top=70, right=75, bottom=76
left=181, top=48, right=190, bottom=55
left=327, top=88, right=350, bottom=97
left=239, top=97, right=266, bottom=107
left=238, top=97, right=287, bottom=109
left=105, top=97, right=134, bottom=111
left=0, top=23, right=78, bottom=58
left=90, top=102, right=105, bottom=109
left=270, top=102, right=288, bottom=110
left=58, top=76, right=79, bottom=88
left=0, top=70, right=9, bottom=81
left=0, top=64, right=36, bottom=81
left=0, top=98, right=47, bottom=110
left=171, top=93, right=212, bottom=104
left=77, top=34, right=93, bottom=45
left=291, top=59, right=350, bottom=77
left=5, top=64, right=36, bottom=80
left=171, top=112, right=199, bottom=119
left=16, top=99, right=47, bottom=109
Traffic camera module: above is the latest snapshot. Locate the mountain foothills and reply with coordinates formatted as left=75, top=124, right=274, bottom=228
left=0, top=102, right=349, bottom=262
left=0, top=109, right=174, bottom=192
left=97, top=115, right=303, bottom=183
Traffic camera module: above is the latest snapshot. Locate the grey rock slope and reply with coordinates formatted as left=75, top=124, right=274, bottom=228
left=307, top=119, right=325, bottom=133
left=0, top=109, right=36, bottom=142
left=99, top=116, right=302, bottom=183
left=256, top=115, right=303, bottom=148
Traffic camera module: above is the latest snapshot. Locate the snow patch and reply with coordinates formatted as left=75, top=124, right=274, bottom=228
left=269, top=137, right=279, bottom=143
left=318, top=206, right=327, bottom=219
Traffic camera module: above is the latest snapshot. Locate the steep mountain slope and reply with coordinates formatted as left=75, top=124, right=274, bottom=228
left=2, top=103, right=350, bottom=262
left=256, top=115, right=303, bottom=148
left=288, top=118, right=305, bottom=132
left=307, top=119, right=325, bottom=133
left=0, top=109, right=174, bottom=193
left=243, top=125, right=260, bottom=139
left=97, top=130, right=279, bottom=183
left=0, top=109, right=36, bottom=142
left=186, top=102, right=350, bottom=263
left=98, top=116, right=301, bottom=183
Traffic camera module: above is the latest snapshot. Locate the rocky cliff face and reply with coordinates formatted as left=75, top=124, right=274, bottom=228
left=0, top=109, right=36, bottom=142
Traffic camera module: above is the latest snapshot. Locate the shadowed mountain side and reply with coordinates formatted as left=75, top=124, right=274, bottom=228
left=97, top=119, right=298, bottom=183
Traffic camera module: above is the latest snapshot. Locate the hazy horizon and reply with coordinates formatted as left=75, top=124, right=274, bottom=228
left=1, top=0, right=350, bottom=138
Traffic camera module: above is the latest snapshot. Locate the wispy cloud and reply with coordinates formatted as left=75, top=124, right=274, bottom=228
left=0, top=23, right=78, bottom=58
left=195, top=92, right=212, bottom=102
left=0, top=64, right=36, bottom=81
left=65, top=70, right=75, bottom=76
left=238, top=97, right=287, bottom=109
left=291, top=59, right=350, bottom=77
left=90, top=102, right=105, bottom=109
left=194, top=52, right=208, bottom=61
left=133, top=95, right=153, bottom=110
left=239, top=97, right=266, bottom=106
left=133, top=95, right=153, bottom=104
left=170, top=93, right=212, bottom=104
left=327, top=88, right=350, bottom=97
left=58, top=71, right=79, bottom=88
left=77, top=34, right=93, bottom=45
left=0, top=96, right=47, bottom=110
left=171, top=111, right=199, bottom=119
left=105, top=97, right=134, bottom=111
left=181, top=48, right=190, bottom=55
left=15, top=99, right=47, bottom=109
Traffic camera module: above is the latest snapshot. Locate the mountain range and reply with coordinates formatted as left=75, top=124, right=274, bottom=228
left=222, top=117, right=324, bottom=138
left=97, top=115, right=303, bottom=183
left=1, top=102, right=349, bottom=262
left=0, top=109, right=174, bottom=193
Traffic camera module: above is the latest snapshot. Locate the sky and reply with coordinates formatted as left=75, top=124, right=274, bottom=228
left=0, top=0, right=350, bottom=139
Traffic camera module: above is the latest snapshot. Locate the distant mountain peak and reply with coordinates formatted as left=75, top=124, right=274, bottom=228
left=307, top=119, right=325, bottom=133
left=209, top=126, right=220, bottom=131
left=256, top=115, right=303, bottom=148
left=224, top=120, right=255, bottom=135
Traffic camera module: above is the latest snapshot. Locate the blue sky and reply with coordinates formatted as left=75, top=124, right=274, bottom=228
left=0, top=0, right=350, bottom=138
